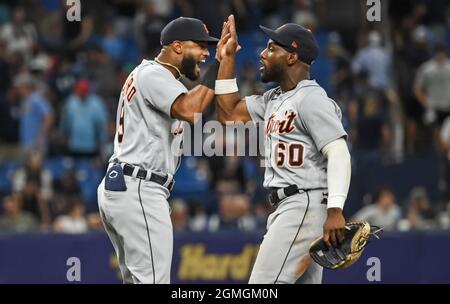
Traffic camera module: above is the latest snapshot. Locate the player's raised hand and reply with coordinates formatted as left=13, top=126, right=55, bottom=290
left=216, top=20, right=232, bottom=62
left=222, top=15, right=241, bottom=57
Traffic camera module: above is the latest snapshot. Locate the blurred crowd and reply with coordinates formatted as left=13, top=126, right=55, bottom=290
left=0, top=0, right=450, bottom=234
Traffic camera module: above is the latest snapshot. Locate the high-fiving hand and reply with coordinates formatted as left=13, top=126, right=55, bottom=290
left=215, top=15, right=241, bottom=62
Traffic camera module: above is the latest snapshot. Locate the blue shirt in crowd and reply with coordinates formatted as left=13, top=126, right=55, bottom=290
left=352, top=46, right=391, bottom=91
left=61, top=94, right=107, bottom=153
left=20, top=92, right=52, bottom=149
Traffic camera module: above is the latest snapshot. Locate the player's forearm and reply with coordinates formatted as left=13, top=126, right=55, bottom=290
left=181, top=58, right=221, bottom=122
left=322, top=138, right=351, bottom=210
left=172, top=79, right=216, bottom=124
left=184, top=85, right=215, bottom=122
left=216, top=55, right=241, bottom=122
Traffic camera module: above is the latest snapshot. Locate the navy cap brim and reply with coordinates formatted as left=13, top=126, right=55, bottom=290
left=192, top=36, right=219, bottom=44
left=196, top=36, right=219, bottom=44
left=259, top=25, right=287, bottom=47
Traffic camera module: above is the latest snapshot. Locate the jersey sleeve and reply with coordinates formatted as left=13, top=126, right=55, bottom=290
left=244, top=90, right=273, bottom=122
left=138, top=65, right=188, bottom=117
left=298, top=91, right=347, bottom=152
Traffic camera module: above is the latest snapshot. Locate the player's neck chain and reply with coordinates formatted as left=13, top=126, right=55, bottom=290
left=154, top=57, right=182, bottom=80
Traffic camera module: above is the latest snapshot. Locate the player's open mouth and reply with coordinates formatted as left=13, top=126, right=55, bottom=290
left=259, top=60, right=265, bottom=72
left=196, top=59, right=206, bottom=73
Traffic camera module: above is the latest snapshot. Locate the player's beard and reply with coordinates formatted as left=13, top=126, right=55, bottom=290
left=261, top=62, right=284, bottom=83
left=181, top=54, right=199, bottom=81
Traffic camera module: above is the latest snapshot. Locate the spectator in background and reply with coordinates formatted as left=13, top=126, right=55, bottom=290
left=62, top=4, right=93, bottom=60
left=325, top=32, right=353, bottom=103
left=187, top=199, right=208, bottom=232
left=0, top=6, right=37, bottom=63
left=208, top=194, right=256, bottom=232
left=61, top=79, right=107, bottom=158
left=133, top=0, right=167, bottom=58
left=86, top=212, right=104, bottom=231
left=0, top=40, right=13, bottom=96
left=352, top=31, right=403, bottom=161
left=29, top=43, right=51, bottom=76
left=292, top=0, right=317, bottom=30
left=0, top=88, right=20, bottom=150
left=86, top=46, right=118, bottom=101
left=53, top=198, right=88, bottom=234
left=50, top=58, right=77, bottom=103
left=402, top=187, right=437, bottom=230
left=203, top=131, right=247, bottom=191
left=232, top=194, right=256, bottom=231
left=101, top=23, right=125, bottom=63
left=352, top=186, right=401, bottom=231
left=14, top=73, right=53, bottom=155
left=0, top=194, right=39, bottom=233
left=50, top=169, right=80, bottom=218
left=438, top=201, right=450, bottom=229
left=352, top=31, right=391, bottom=92
left=170, top=199, right=189, bottom=232
left=0, top=42, right=28, bottom=155
left=438, top=116, right=450, bottom=201
left=414, top=43, right=450, bottom=127
left=12, top=150, right=53, bottom=201
left=427, top=46, right=450, bottom=201
left=20, top=176, right=51, bottom=229
left=349, top=71, right=391, bottom=163
left=397, top=25, right=431, bottom=154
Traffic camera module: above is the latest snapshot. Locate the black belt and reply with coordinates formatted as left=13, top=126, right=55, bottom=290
left=122, top=163, right=175, bottom=191
left=268, top=185, right=328, bottom=207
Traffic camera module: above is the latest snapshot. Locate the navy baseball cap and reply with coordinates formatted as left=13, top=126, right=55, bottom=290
left=259, top=23, right=319, bottom=65
left=160, top=17, right=219, bottom=46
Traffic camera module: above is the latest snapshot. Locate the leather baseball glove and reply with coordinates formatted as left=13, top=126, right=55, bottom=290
left=309, top=222, right=382, bottom=270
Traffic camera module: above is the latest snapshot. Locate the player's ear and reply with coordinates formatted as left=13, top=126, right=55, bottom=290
left=287, top=52, right=298, bottom=66
left=171, top=41, right=183, bottom=55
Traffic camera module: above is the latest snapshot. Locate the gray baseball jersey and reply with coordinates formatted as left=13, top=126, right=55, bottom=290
left=109, top=59, right=187, bottom=175
left=245, top=79, right=347, bottom=284
left=99, top=60, right=187, bottom=283
left=245, top=79, right=347, bottom=189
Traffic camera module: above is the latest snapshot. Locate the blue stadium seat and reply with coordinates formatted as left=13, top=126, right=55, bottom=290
left=74, top=160, right=103, bottom=210
left=172, top=157, right=208, bottom=200
left=44, top=157, right=75, bottom=180
left=78, top=176, right=102, bottom=211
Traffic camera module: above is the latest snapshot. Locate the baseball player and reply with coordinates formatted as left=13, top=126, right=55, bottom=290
left=215, top=16, right=351, bottom=283
left=97, top=17, right=230, bottom=284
